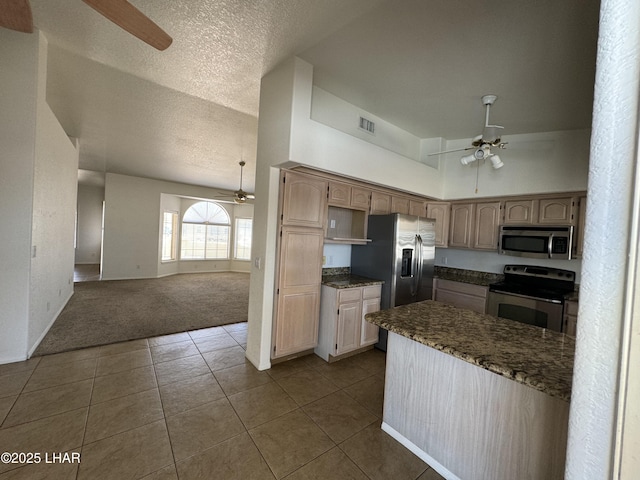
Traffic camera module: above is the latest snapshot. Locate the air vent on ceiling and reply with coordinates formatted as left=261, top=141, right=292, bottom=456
left=359, top=116, right=375, bottom=135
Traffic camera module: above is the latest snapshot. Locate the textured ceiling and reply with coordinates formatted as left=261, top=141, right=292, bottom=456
left=24, top=0, right=599, bottom=192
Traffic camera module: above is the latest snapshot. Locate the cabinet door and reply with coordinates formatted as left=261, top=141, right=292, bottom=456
left=473, top=202, right=501, bottom=250
left=370, top=191, right=391, bottom=215
left=449, top=204, right=474, bottom=248
left=328, top=181, right=351, bottom=207
left=503, top=199, right=537, bottom=225
left=537, top=197, right=576, bottom=224
left=350, top=187, right=371, bottom=210
left=360, top=297, right=380, bottom=346
left=427, top=202, right=450, bottom=247
left=409, top=199, right=427, bottom=218
left=391, top=196, right=410, bottom=215
left=273, top=226, right=324, bottom=358
left=281, top=171, right=327, bottom=228
left=336, top=300, right=361, bottom=355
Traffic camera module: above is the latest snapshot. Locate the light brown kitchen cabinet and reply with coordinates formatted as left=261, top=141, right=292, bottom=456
left=328, top=182, right=370, bottom=211
left=433, top=278, right=488, bottom=314
left=427, top=202, right=450, bottom=247
left=409, top=199, right=427, bottom=217
left=473, top=202, right=501, bottom=250
left=281, top=171, right=328, bottom=228
left=350, top=187, right=371, bottom=210
left=537, top=196, right=577, bottom=224
left=449, top=203, right=474, bottom=249
left=370, top=191, right=391, bottom=215
left=575, top=195, right=587, bottom=258
left=503, top=199, right=537, bottom=224
left=315, top=284, right=381, bottom=362
left=563, top=300, right=578, bottom=337
left=391, top=196, right=410, bottom=215
left=273, top=226, right=324, bottom=358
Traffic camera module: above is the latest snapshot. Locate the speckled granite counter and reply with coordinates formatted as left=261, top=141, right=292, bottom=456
left=434, top=266, right=503, bottom=286
left=321, top=274, right=384, bottom=289
left=365, top=300, right=574, bottom=401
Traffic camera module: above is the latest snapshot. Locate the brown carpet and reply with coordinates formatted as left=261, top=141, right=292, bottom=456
left=33, top=272, right=250, bottom=356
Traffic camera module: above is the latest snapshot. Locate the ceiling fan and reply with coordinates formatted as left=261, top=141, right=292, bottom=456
left=215, top=161, right=256, bottom=204
left=430, top=94, right=507, bottom=169
left=0, top=0, right=172, bottom=50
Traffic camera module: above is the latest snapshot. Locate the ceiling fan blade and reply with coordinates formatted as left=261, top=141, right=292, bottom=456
left=246, top=194, right=255, bottom=199
left=82, top=0, right=172, bottom=50
left=428, top=146, right=475, bottom=156
left=0, top=0, right=34, bottom=33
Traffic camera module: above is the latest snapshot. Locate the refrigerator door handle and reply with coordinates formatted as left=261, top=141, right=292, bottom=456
left=411, top=234, right=422, bottom=297
left=416, top=234, right=423, bottom=295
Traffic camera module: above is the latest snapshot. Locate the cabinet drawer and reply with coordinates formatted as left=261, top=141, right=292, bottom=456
left=338, top=288, right=362, bottom=303
left=435, top=279, right=488, bottom=299
left=363, top=285, right=382, bottom=299
left=565, top=300, right=579, bottom=315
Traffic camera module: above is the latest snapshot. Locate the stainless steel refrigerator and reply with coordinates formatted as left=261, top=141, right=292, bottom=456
left=351, top=213, right=436, bottom=351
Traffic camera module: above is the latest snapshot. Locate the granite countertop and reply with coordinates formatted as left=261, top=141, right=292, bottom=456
left=434, top=266, right=503, bottom=287
left=322, top=274, right=384, bottom=289
left=365, top=300, right=574, bottom=401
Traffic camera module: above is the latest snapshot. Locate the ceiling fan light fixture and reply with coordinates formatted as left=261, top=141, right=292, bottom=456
left=490, top=154, right=504, bottom=169
left=461, top=153, right=478, bottom=165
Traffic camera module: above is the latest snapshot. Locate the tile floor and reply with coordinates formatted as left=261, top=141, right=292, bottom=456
left=0, top=322, right=445, bottom=480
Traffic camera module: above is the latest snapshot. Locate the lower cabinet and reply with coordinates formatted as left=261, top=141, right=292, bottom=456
left=315, top=284, right=382, bottom=361
left=563, top=300, right=578, bottom=337
left=432, top=278, right=488, bottom=314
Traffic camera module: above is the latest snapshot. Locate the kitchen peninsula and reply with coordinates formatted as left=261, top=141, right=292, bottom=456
left=366, top=300, right=573, bottom=480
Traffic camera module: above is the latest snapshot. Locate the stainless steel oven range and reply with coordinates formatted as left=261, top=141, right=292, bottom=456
left=487, top=265, right=576, bottom=332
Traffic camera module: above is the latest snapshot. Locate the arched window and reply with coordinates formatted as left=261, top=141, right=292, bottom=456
left=181, top=201, right=230, bottom=259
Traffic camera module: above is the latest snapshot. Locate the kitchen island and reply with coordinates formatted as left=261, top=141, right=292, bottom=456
left=366, top=300, right=573, bottom=480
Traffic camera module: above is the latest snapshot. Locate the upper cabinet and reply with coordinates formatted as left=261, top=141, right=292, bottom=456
left=391, top=196, right=410, bottom=215
left=351, top=187, right=371, bottom=210
left=426, top=202, right=450, bottom=247
left=409, top=199, right=428, bottom=217
left=537, top=196, right=577, bottom=224
left=328, top=182, right=371, bottom=211
left=473, top=202, right=501, bottom=250
left=503, top=199, right=537, bottom=225
left=370, top=191, right=391, bottom=215
left=449, top=203, right=475, bottom=249
left=503, top=196, right=578, bottom=226
left=281, top=171, right=328, bottom=228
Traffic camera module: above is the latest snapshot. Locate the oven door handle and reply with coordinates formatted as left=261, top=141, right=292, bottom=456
left=489, top=290, right=563, bottom=305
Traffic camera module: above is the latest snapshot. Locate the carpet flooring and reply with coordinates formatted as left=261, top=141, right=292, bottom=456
left=33, top=272, right=250, bottom=356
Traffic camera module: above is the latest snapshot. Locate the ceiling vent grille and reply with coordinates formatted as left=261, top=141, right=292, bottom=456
left=359, top=116, right=375, bottom=135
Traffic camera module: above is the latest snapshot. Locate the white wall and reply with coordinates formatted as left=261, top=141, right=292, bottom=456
left=75, top=184, right=104, bottom=264
left=441, top=129, right=590, bottom=199
left=103, top=173, right=252, bottom=280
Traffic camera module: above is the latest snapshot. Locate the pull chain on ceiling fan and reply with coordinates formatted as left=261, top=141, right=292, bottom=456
left=429, top=94, right=507, bottom=169
left=0, top=0, right=172, bottom=50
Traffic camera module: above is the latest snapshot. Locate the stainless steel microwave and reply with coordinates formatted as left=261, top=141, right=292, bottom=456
left=499, top=225, right=574, bottom=259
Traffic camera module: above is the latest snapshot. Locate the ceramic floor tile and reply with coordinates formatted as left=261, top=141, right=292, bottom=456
left=302, top=390, right=377, bottom=443
left=0, top=408, right=87, bottom=475
left=3, top=379, right=93, bottom=428
left=201, top=346, right=247, bottom=371
left=266, top=356, right=312, bottom=380
left=147, top=332, right=192, bottom=347
left=0, top=371, right=32, bottom=399
left=23, top=358, right=97, bottom=393
left=275, top=369, right=339, bottom=406
left=153, top=354, right=210, bottom=387
left=150, top=340, right=199, bottom=364
left=228, top=382, right=298, bottom=429
left=213, top=362, right=273, bottom=395
left=0, top=451, right=80, bottom=479
left=222, top=322, right=248, bottom=334
left=417, top=467, right=447, bottom=480
left=95, top=348, right=153, bottom=376
left=0, top=395, right=17, bottom=425
left=35, top=347, right=102, bottom=369
left=0, top=357, right=40, bottom=377
left=343, top=375, right=385, bottom=418
left=228, top=331, right=247, bottom=344
left=78, top=420, right=173, bottom=480
left=165, top=398, right=245, bottom=461
left=339, top=423, right=428, bottom=480
left=139, top=464, right=178, bottom=479
left=158, top=373, right=225, bottom=416
left=193, top=334, right=240, bottom=354
left=188, top=326, right=228, bottom=340
left=283, top=447, right=368, bottom=480
left=249, top=409, right=335, bottom=479
left=91, top=365, right=157, bottom=404
left=312, top=361, right=371, bottom=389
left=84, top=388, right=164, bottom=444
left=175, top=431, right=275, bottom=480
left=97, top=339, right=149, bottom=358
left=344, top=348, right=387, bottom=376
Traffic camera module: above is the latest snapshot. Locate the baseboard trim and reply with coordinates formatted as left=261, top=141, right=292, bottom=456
left=381, top=422, right=460, bottom=480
